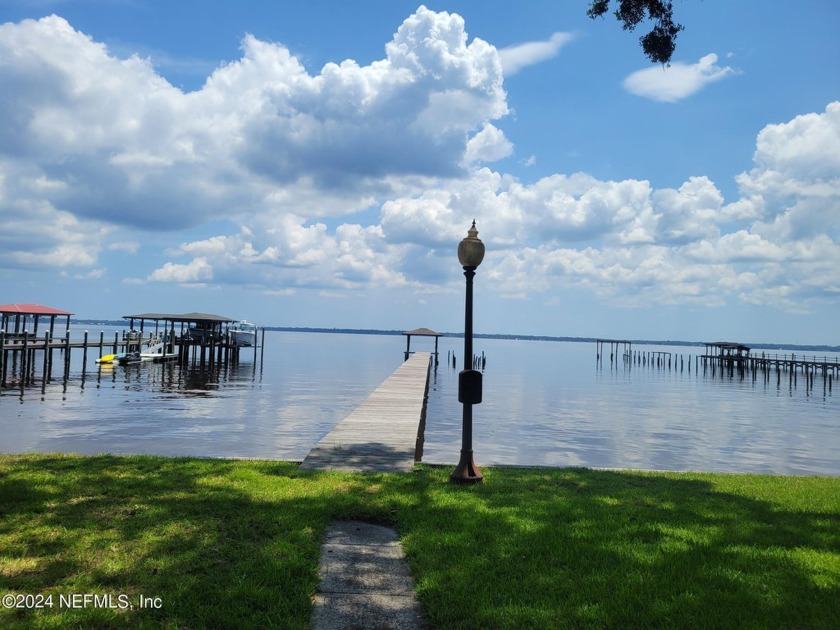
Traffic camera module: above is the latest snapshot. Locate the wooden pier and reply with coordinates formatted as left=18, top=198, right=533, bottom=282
left=0, top=328, right=128, bottom=389
left=698, top=342, right=839, bottom=393
left=594, top=339, right=839, bottom=395
left=299, top=352, right=432, bottom=473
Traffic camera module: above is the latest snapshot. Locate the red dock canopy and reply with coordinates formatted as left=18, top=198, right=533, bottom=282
left=1, top=304, right=74, bottom=336
left=0, top=303, right=74, bottom=316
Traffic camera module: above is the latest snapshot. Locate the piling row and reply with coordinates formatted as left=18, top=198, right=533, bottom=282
left=598, top=349, right=693, bottom=373
left=0, top=328, right=81, bottom=390
left=697, top=351, right=839, bottom=394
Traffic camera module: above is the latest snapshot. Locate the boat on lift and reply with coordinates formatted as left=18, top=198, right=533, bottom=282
left=229, top=320, right=257, bottom=347
left=139, top=333, right=178, bottom=362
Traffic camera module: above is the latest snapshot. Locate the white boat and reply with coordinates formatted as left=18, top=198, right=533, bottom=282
left=139, top=333, right=178, bottom=362
left=229, top=320, right=257, bottom=347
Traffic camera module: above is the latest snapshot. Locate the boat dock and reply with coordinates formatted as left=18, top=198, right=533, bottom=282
left=0, top=328, right=136, bottom=388
left=1, top=305, right=264, bottom=390
left=299, top=352, right=432, bottom=473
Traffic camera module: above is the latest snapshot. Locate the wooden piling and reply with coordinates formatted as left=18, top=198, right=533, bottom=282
left=41, top=331, right=50, bottom=392
left=20, top=331, right=29, bottom=390
left=81, top=330, right=89, bottom=382
left=0, top=330, right=5, bottom=387
left=63, top=328, right=71, bottom=382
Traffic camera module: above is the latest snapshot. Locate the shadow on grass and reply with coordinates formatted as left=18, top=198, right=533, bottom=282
left=389, top=466, right=840, bottom=630
left=0, top=455, right=837, bottom=629
left=299, top=439, right=418, bottom=473
left=0, top=454, right=340, bottom=629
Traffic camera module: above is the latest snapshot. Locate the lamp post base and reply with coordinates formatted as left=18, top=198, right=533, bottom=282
left=450, top=451, right=484, bottom=484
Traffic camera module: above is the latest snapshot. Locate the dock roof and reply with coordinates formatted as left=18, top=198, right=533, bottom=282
left=707, top=341, right=751, bottom=350
left=403, top=327, right=442, bottom=337
left=123, top=312, right=235, bottom=324
left=0, top=303, right=74, bottom=316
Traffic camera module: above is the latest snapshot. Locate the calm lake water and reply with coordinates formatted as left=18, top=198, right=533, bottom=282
left=1, top=327, right=837, bottom=476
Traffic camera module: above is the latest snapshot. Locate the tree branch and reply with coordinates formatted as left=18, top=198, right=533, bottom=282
left=588, top=0, right=685, bottom=64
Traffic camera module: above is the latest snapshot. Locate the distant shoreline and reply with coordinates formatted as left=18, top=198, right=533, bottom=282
left=70, top=320, right=840, bottom=354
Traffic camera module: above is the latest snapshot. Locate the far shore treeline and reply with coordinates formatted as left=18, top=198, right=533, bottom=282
left=69, top=320, right=840, bottom=354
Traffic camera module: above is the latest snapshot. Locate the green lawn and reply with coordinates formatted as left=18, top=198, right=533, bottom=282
left=1, top=454, right=838, bottom=629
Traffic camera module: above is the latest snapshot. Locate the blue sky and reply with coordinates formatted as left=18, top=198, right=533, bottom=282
left=1, top=1, right=838, bottom=345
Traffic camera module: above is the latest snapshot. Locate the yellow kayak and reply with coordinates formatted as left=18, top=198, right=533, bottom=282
left=96, top=353, right=117, bottom=364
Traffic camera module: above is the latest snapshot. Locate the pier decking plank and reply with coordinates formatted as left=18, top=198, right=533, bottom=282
left=299, top=352, right=431, bottom=473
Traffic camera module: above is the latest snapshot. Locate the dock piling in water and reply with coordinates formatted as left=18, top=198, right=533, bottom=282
left=596, top=339, right=632, bottom=368
left=41, top=331, right=50, bottom=392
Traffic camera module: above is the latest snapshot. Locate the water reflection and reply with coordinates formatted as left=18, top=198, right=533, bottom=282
left=423, top=339, right=839, bottom=476
left=1, top=329, right=400, bottom=460
left=2, top=331, right=838, bottom=475
left=80, top=355, right=262, bottom=398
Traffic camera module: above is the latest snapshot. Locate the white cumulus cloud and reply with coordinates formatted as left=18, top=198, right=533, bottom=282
left=0, top=8, right=510, bottom=240
left=0, top=9, right=837, bottom=319
left=148, top=257, right=213, bottom=283
left=129, top=101, right=840, bottom=315
left=463, top=123, right=514, bottom=164
left=736, top=102, right=840, bottom=240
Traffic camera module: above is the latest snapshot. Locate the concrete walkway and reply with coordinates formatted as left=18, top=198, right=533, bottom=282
left=311, top=521, right=427, bottom=630
left=303, top=355, right=431, bottom=627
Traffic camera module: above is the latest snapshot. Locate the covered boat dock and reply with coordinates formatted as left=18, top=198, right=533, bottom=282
left=122, top=312, right=263, bottom=367
left=0, top=303, right=73, bottom=340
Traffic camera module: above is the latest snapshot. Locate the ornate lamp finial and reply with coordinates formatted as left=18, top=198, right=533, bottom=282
left=458, top=220, right=485, bottom=268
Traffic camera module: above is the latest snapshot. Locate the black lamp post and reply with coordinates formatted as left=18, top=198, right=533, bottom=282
left=451, top=220, right=485, bottom=484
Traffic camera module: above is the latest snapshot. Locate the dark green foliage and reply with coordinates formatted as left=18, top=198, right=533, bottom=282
left=587, top=0, right=685, bottom=64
